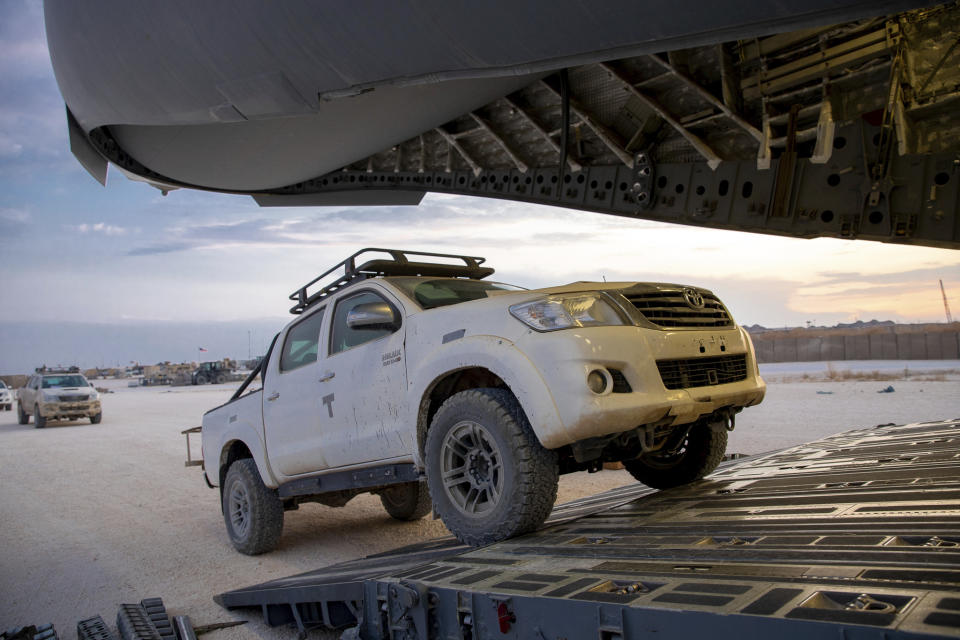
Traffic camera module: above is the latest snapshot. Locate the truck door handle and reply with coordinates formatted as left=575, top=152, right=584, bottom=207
left=319, top=371, right=336, bottom=382
left=267, top=392, right=280, bottom=401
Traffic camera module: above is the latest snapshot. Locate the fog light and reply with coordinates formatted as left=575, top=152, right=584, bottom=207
left=587, top=369, right=608, bottom=394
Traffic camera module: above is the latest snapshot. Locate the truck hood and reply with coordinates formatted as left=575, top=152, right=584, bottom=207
left=528, top=281, right=717, bottom=296
left=46, top=387, right=93, bottom=396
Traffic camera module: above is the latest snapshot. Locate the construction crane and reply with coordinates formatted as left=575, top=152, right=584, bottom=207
left=941, top=279, right=954, bottom=323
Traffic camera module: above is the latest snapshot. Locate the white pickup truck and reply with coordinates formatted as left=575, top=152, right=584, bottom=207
left=201, top=249, right=765, bottom=554
left=18, top=371, right=102, bottom=427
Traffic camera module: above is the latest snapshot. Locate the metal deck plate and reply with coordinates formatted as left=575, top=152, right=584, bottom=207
left=219, top=420, right=960, bottom=638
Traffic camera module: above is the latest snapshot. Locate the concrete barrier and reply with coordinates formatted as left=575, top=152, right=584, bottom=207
left=749, top=327, right=960, bottom=363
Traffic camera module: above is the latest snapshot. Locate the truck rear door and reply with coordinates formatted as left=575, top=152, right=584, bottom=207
left=262, top=305, right=331, bottom=477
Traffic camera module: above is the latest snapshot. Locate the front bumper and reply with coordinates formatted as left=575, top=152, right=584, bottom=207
left=37, top=400, right=101, bottom=420
left=515, top=325, right=765, bottom=449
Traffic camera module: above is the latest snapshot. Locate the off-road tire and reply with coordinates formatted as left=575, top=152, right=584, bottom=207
left=425, top=388, right=558, bottom=546
left=195, top=374, right=208, bottom=385
left=17, top=401, right=29, bottom=425
left=623, top=423, right=727, bottom=489
left=90, top=413, right=102, bottom=424
left=222, top=458, right=284, bottom=555
left=379, top=481, right=431, bottom=521
left=34, top=404, right=46, bottom=429
left=215, top=374, right=226, bottom=384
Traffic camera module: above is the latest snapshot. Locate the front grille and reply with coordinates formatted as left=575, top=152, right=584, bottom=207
left=59, top=395, right=89, bottom=402
left=656, top=354, right=748, bottom=390
left=624, top=290, right=732, bottom=328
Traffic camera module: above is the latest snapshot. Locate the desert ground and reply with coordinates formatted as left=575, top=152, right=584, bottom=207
left=1, top=365, right=958, bottom=639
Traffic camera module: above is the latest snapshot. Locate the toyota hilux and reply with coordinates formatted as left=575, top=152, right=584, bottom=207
left=201, top=249, right=765, bottom=553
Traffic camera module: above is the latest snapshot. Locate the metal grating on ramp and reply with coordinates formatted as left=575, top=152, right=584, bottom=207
left=218, top=420, right=960, bottom=638
left=214, top=481, right=651, bottom=632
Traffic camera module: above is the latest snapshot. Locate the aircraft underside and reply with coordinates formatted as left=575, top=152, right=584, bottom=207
left=48, top=1, right=960, bottom=248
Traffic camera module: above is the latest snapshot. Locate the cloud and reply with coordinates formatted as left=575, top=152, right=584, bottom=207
left=0, top=1, right=49, bottom=78
left=66, top=222, right=128, bottom=236
left=813, top=265, right=960, bottom=286
left=0, top=132, right=24, bottom=158
left=0, top=1, right=72, bottom=175
left=0, top=207, right=31, bottom=240
left=126, top=243, right=195, bottom=257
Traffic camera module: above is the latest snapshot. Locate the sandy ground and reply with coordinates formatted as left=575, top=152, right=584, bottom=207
left=1, top=376, right=958, bottom=638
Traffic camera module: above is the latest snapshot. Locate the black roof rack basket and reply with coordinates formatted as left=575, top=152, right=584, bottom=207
left=288, top=248, right=494, bottom=314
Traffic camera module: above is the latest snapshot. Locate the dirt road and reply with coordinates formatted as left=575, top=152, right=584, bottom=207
left=1, top=377, right=957, bottom=638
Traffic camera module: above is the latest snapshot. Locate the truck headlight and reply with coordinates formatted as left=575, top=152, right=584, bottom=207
left=41, top=392, right=58, bottom=402
left=510, top=293, right=627, bottom=332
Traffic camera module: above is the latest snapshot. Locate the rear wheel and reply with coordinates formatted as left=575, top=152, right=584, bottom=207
left=222, top=458, right=283, bottom=555
left=426, top=388, right=558, bottom=546
left=379, top=481, right=431, bottom=521
left=34, top=404, right=46, bottom=429
left=215, top=374, right=226, bottom=384
left=623, top=422, right=727, bottom=489
left=17, top=402, right=28, bottom=425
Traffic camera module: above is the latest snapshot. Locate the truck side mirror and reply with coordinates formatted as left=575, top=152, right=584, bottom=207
left=346, top=303, right=399, bottom=331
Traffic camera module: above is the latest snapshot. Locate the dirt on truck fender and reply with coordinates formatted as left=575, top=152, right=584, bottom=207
left=201, top=248, right=765, bottom=554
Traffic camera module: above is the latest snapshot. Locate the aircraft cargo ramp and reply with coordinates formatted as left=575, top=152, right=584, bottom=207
left=217, top=420, right=960, bottom=639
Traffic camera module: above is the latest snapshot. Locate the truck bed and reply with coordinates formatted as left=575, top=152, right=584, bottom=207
left=217, top=419, right=960, bottom=638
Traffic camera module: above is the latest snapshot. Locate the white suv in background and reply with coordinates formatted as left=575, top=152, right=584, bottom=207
left=0, top=380, right=13, bottom=411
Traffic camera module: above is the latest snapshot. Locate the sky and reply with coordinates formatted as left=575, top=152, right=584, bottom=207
left=1, top=0, right=959, bottom=374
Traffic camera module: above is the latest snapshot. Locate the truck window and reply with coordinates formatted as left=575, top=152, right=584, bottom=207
left=391, top=277, right=524, bottom=309
left=279, top=308, right=325, bottom=372
left=330, top=291, right=397, bottom=355
left=42, top=375, right=88, bottom=388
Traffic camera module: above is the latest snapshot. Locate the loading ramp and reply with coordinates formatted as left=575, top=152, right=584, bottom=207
left=218, top=420, right=960, bottom=639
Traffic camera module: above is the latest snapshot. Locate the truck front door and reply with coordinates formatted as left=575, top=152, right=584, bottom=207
left=319, top=287, right=410, bottom=468
left=21, top=376, right=38, bottom=410
left=262, top=305, right=331, bottom=477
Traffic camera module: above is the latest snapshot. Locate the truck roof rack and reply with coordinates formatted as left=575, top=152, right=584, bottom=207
left=289, top=248, right=494, bottom=314
left=35, top=366, right=81, bottom=374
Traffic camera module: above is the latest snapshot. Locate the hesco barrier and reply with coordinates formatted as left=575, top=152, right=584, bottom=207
left=218, top=419, right=960, bottom=640
left=750, top=327, right=960, bottom=363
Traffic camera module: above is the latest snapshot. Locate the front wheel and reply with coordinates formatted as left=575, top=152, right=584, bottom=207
left=623, top=422, right=727, bottom=489
left=222, top=458, right=284, bottom=555
left=90, top=413, right=102, bottom=424
left=195, top=374, right=208, bottom=385
left=17, top=402, right=28, bottom=425
left=34, top=404, right=46, bottom=429
left=425, top=388, right=558, bottom=547
left=379, top=481, right=431, bottom=521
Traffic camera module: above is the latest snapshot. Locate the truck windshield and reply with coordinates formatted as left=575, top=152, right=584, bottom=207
left=390, top=278, right=524, bottom=310
left=41, top=375, right=88, bottom=388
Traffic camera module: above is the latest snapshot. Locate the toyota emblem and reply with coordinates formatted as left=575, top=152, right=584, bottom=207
left=682, top=288, right=705, bottom=309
